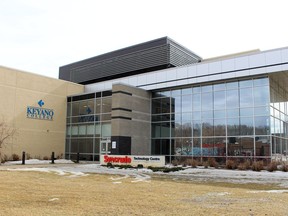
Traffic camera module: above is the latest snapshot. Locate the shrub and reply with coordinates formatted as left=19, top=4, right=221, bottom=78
left=171, top=159, right=180, bottom=166
left=12, top=153, right=20, bottom=161
left=281, top=163, right=288, bottom=172
left=266, top=161, right=278, bottom=172
left=43, top=156, right=49, bottom=160
left=107, top=162, right=114, bottom=168
left=191, top=159, right=198, bottom=168
left=237, top=160, right=251, bottom=170
left=137, top=164, right=144, bottom=169
left=1, top=154, right=8, bottom=163
left=208, top=158, right=218, bottom=168
left=203, top=161, right=209, bottom=169
left=26, top=153, right=31, bottom=160
left=148, top=166, right=184, bottom=173
left=225, top=160, right=237, bottom=170
left=251, top=161, right=264, bottom=172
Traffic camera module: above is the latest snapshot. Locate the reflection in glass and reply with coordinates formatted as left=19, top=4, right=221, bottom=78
left=214, top=119, right=226, bottom=136
left=254, top=106, right=269, bottom=116
left=239, top=80, right=252, bottom=88
left=227, top=109, right=239, bottom=118
left=255, top=116, right=269, bottom=135
left=192, top=94, right=201, bottom=111
left=214, top=91, right=225, bottom=110
left=240, top=107, right=253, bottom=117
left=240, top=117, right=254, bottom=135
left=214, top=110, right=226, bottom=119
left=202, top=92, right=213, bottom=111
left=227, top=118, right=239, bottom=136
left=213, top=83, right=226, bottom=91
left=255, top=136, right=270, bottom=156
left=193, top=121, right=201, bottom=137
left=161, top=97, right=171, bottom=113
left=192, top=138, right=201, bottom=156
left=240, top=88, right=253, bottom=107
left=182, top=95, right=192, bottom=113
left=202, top=119, right=213, bottom=136
left=226, top=90, right=239, bottom=108
left=254, top=86, right=269, bottom=106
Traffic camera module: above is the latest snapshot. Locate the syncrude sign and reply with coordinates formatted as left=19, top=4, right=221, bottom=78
left=101, top=155, right=165, bottom=167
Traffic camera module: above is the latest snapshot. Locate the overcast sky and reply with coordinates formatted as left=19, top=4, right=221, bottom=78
left=1, top=0, right=288, bottom=79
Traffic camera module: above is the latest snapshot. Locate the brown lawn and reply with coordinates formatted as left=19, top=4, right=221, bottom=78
left=0, top=170, right=287, bottom=215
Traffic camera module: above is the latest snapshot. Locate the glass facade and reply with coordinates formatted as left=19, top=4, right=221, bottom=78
left=270, top=76, right=288, bottom=159
left=65, top=91, right=112, bottom=161
left=151, top=77, right=275, bottom=162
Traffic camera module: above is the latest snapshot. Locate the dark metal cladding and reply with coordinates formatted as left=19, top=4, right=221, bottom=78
left=59, top=37, right=202, bottom=84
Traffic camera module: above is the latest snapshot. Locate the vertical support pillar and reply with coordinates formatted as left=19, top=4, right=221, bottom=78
left=51, top=152, right=55, bottom=164
left=22, top=151, right=25, bottom=165
left=76, top=152, right=80, bottom=163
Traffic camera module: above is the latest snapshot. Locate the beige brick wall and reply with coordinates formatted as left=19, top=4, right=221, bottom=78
left=0, top=66, right=84, bottom=159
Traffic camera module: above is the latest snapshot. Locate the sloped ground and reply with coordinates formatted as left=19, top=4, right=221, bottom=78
left=0, top=162, right=288, bottom=215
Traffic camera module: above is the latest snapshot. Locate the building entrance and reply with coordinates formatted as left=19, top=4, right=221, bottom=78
left=100, top=139, right=111, bottom=155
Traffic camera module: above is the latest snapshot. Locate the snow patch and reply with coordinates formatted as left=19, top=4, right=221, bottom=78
left=247, top=190, right=288, bottom=194
left=49, top=198, right=59, bottom=202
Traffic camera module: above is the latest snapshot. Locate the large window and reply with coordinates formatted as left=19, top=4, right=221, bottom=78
left=152, top=77, right=273, bottom=160
left=66, top=91, right=112, bottom=161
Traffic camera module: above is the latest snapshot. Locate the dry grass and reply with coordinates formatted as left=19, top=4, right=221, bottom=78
left=0, top=170, right=288, bottom=215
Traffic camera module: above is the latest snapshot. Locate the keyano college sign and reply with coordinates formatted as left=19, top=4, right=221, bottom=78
left=27, top=100, right=54, bottom=121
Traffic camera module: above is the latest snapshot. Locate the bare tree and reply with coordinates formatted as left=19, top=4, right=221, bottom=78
left=0, top=120, right=16, bottom=163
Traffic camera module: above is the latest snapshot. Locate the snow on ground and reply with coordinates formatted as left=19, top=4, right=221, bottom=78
left=1, top=160, right=288, bottom=186
left=4, top=159, right=74, bottom=165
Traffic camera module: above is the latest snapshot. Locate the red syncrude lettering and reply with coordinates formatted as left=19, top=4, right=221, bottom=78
left=104, top=155, right=132, bottom=164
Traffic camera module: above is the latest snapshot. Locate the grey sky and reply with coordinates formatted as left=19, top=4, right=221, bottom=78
left=1, top=0, right=288, bottom=79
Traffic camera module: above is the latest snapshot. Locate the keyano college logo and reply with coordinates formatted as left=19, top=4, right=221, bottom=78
left=27, top=100, right=54, bottom=121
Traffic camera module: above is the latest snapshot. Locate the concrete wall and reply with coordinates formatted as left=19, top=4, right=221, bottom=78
left=0, top=66, right=84, bottom=159
left=111, top=84, right=151, bottom=155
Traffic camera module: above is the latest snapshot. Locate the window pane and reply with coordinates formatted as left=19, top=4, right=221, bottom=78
left=71, top=126, right=78, bottom=135
left=87, top=124, right=95, bottom=135
left=192, top=121, right=201, bottom=137
left=226, top=90, right=239, bottom=108
left=101, top=123, right=111, bottom=137
left=192, top=94, right=201, bottom=111
left=227, top=118, right=239, bottom=136
left=102, top=97, right=112, bottom=113
left=240, top=108, right=253, bottom=117
left=255, top=116, right=270, bottom=135
left=227, top=109, right=239, bottom=118
left=202, top=119, right=213, bottom=136
left=253, top=77, right=268, bottom=86
left=214, top=91, right=226, bottom=110
left=254, top=86, right=269, bottom=106
left=79, top=125, right=86, bottom=135
left=72, top=102, right=79, bottom=116
left=162, top=97, right=171, bottom=113
left=254, top=106, right=270, bottom=116
left=226, top=81, right=238, bottom=89
left=240, top=88, right=253, bottom=107
left=182, top=95, right=192, bottom=113
left=172, top=95, right=181, bottom=113
left=240, top=117, right=254, bottom=135
left=239, top=80, right=252, bottom=88
left=201, top=85, right=212, bottom=92
left=214, top=110, right=226, bottom=119
left=213, top=83, right=226, bottom=91
left=214, top=119, right=226, bottom=136
left=202, top=92, right=213, bottom=111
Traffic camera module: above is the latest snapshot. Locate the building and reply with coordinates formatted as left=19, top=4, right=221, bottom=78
left=60, top=37, right=288, bottom=163
left=0, top=66, right=83, bottom=160
left=1, top=37, right=288, bottom=163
